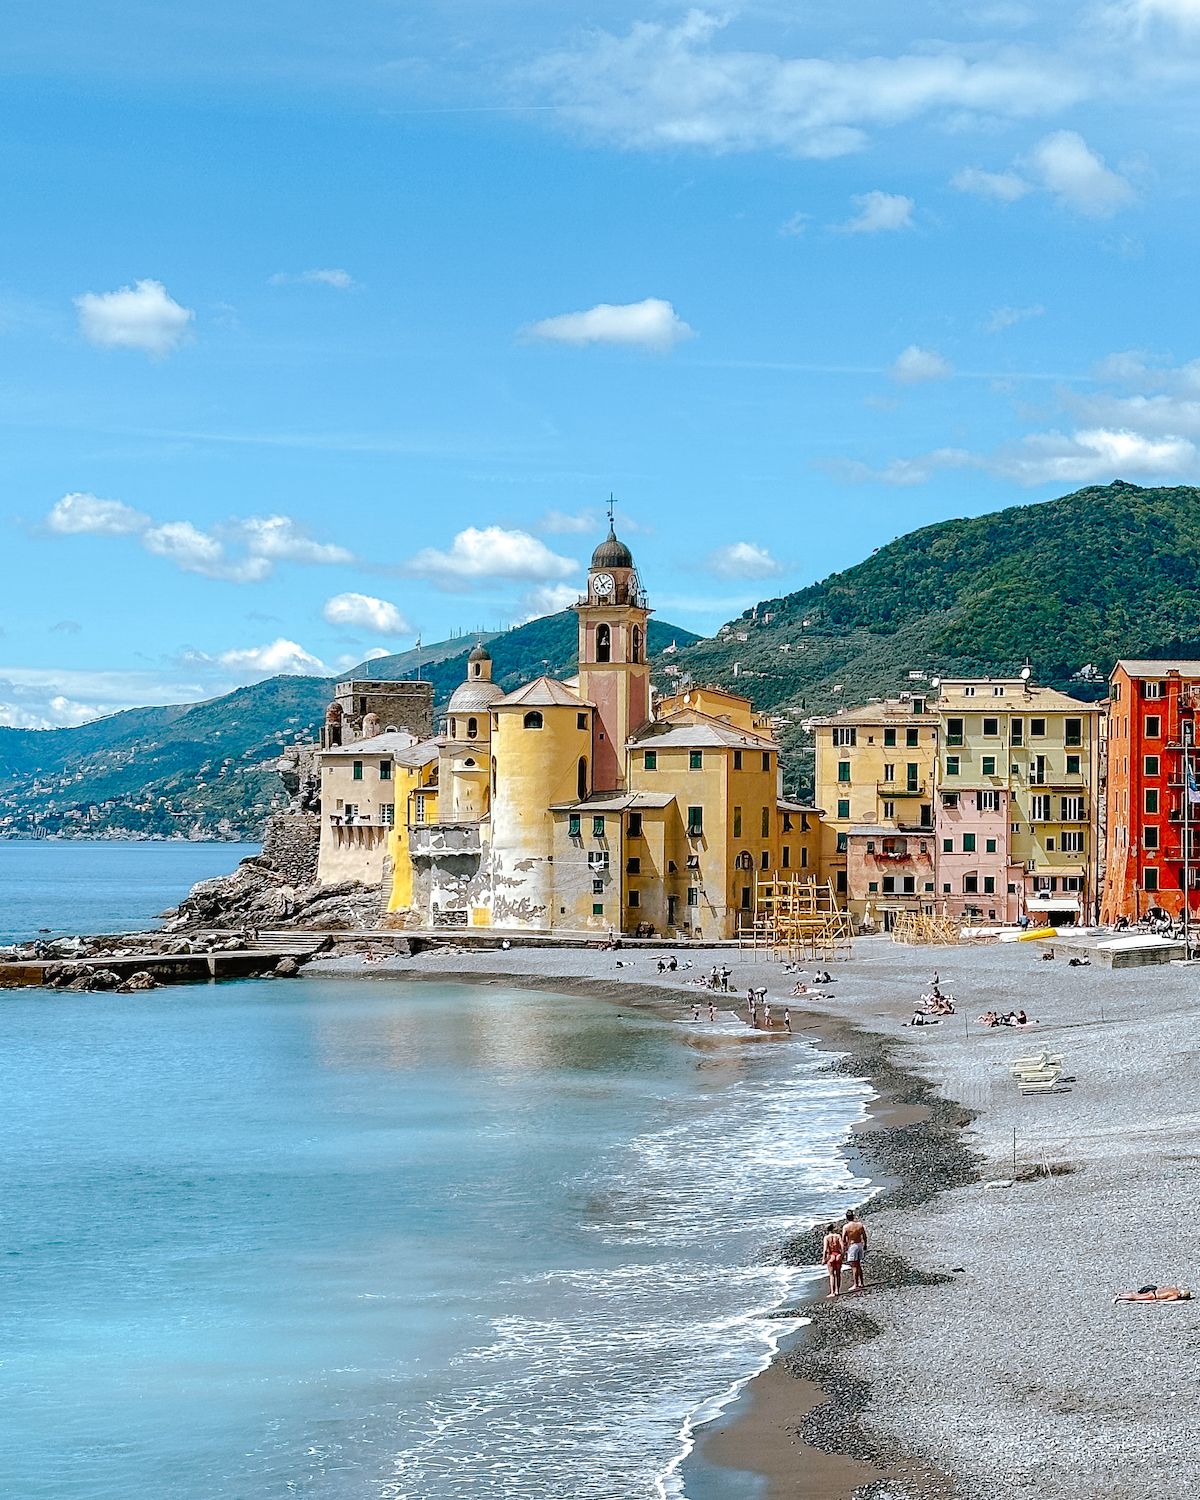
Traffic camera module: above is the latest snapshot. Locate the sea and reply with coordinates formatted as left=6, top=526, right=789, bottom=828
left=0, top=843, right=872, bottom=1500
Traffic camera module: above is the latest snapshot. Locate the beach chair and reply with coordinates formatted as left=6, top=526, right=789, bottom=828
left=1014, top=1066, right=1061, bottom=1085
left=1019, top=1077, right=1072, bottom=1094
left=1009, top=1053, right=1063, bottom=1077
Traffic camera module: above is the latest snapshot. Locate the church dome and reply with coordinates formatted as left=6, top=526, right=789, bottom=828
left=468, top=641, right=491, bottom=664
left=448, top=679, right=504, bottom=713
left=591, top=526, right=634, bottom=570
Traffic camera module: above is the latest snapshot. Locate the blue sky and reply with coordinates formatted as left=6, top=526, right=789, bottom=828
left=4, top=1, right=1200, bottom=726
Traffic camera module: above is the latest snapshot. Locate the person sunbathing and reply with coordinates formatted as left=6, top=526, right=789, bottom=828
left=1114, top=1286, right=1192, bottom=1302
left=977, top=1011, right=999, bottom=1027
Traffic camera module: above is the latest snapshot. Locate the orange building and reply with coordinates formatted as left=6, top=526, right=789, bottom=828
left=1102, top=660, right=1200, bottom=922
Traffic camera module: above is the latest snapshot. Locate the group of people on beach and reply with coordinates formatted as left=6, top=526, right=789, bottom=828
left=822, top=1210, right=868, bottom=1297
left=977, top=1009, right=1030, bottom=1028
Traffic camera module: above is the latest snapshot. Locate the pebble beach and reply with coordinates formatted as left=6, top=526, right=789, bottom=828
left=309, top=934, right=1200, bottom=1500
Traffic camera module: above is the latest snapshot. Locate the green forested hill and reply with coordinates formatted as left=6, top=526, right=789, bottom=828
left=669, top=481, right=1200, bottom=793
left=0, top=612, right=698, bottom=839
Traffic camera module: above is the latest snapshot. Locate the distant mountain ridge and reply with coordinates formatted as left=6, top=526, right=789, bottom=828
left=0, top=611, right=698, bottom=839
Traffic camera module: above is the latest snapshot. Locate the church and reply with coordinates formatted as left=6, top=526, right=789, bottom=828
left=316, top=520, right=818, bottom=936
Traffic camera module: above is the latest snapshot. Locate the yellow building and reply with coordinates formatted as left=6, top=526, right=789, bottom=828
left=317, top=731, right=438, bottom=887
left=330, top=516, right=822, bottom=937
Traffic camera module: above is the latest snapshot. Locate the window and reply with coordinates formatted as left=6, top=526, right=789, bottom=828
left=596, top=623, right=611, bottom=663
left=1065, top=718, right=1082, bottom=747
left=411, top=796, right=424, bottom=825
left=1144, top=680, right=1163, bottom=700
left=943, top=837, right=953, bottom=853
left=467, top=717, right=479, bottom=739
left=982, top=756, right=996, bottom=776
left=979, top=789, right=999, bottom=812
left=983, top=717, right=999, bottom=737
left=733, top=751, right=742, bottom=770
left=1145, top=788, right=1159, bottom=814
left=837, top=760, right=851, bottom=783
left=644, top=750, right=657, bottom=771
left=628, top=889, right=641, bottom=909
left=1146, top=714, right=1161, bottom=738
left=903, top=876, right=916, bottom=895
left=568, top=813, right=581, bottom=838
left=837, top=799, right=849, bottom=819
left=1061, top=796, right=1085, bottom=821
left=733, top=805, right=744, bottom=838
left=942, top=792, right=959, bottom=809
left=882, top=800, right=896, bottom=819
left=1031, top=718, right=1046, bottom=737
left=869, top=881, right=878, bottom=893
left=906, top=727, right=919, bottom=747
left=963, top=833, right=976, bottom=852
left=689, top=750, right=703, bottom=770
left=578, top=757, right=588, bottom=801
left=593, top=902, right=605, bottom=916
left=983, top=876, right=995, bottom=895
left=986, top=837, right=997, bottom=854
left=1061, top=831, right=1085, bottom=853
left=687, top=806, right=704, bottom=837
left=963, top=686, right=977, bottom=697
left=381, top=803, right=395, bottom=827
left=631, top=625, right=642, bottom=663
left=1067, top=754, right=1080, bottom=775
left=1032, top=794, right=1051, bottom=820
left=907, top=763, right=920, bottom=791
left=523, top=711, right=544, bottom=730
left=1144, top=825, right=1159, bottom=849
left=836, top=871, right=847, bottom=894
left=836, top=832, right=848, bottom=853
left=1144, top=868, right=1159, bottom=891
left=924, top=880, right=934, bottom=893
left=593, top=815, right=606, bottom=838
left=964, top=874, right=979, bottom=894
left=578, top=713, right=588, bottom=730
left=628, top=812, right=642, bottom=838
left=592, top=879, right=604, bottom=895
left=687, top=887, right=699, bottom=906
left=588, top=851, right=610, bottom=871
left=884, top=727, right=896, bottom=746
left=380, top=760, right=391, bottom=781
left=782, top=846, right=791, bottom=868
left=833, top=726, right=857, bottom=747
left=882, top=875, right=896, bottom=894
left=946, top=717, right=964, bottom=746
left=1011, top=718, right=1024, bottom=746
left=761, top=850, right=770, bottom=869
left=1144, top=755, right=1160, bottom=777
left=1063, top=876, right=1083, bottom=892
left=946, top=756, right=960, bottom=776
left=353, top=760, right=363, bottom=781
left=801, top=847, right=808, bottom=867
left=762, top=752, right=771, bottom=772
left=626, top=857, right=641, bottom=874
left=761, top=807, right=770, bottom=838
left=882, top=763, right=895, bottom=782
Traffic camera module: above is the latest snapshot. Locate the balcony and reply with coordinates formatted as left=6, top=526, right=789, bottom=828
left=409, top=822, right=483, bottom=858
left=877, top=781, right=928, bottom=797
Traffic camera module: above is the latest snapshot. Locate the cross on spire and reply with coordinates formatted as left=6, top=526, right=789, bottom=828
left=607, top=492, right=616, bottom=530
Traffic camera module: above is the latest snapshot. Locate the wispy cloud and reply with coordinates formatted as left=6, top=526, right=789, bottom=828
left=890, top=345, right=954, bottom=383
left=268, top=268, right=357, bottom=289
left=837, top=190, right=914, bottom=233
left=953, top=130, right=1135, bottom=217
left=75, top=278, right=194, bottom=357
left=985, top=303, right=1045, bottom=333
left=322, top=592, right=412, bottom=635
left=524, top=297, right=694, bottom=351
left=706, top=541, right=784, bottom=579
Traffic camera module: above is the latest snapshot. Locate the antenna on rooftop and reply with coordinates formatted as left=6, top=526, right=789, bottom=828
left=1020, top=664, right=1032, bottom=681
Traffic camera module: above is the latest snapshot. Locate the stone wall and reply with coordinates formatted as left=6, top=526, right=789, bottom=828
left=261, top=810, right=321, bottom=887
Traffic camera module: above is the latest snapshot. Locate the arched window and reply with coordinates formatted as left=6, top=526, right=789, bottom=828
left=450, top=718, right=458, bottom=739
left=491, top=756, right=497, bottom=793
left=596, top=623, right=611, bottom=663
left=467, top=717, right=478, bottom=739
left=471, top=661, right=481, bottom=678
left=523, top=710, right=544, bottom=730
left=735, top=850, right=754, bottom=870
left=577, top=756, right=588, bottom=801
left=631, top=625, right=642, bottom=663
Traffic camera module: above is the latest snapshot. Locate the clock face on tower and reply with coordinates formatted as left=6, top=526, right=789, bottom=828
left=593, top=573, right=615, bottom=598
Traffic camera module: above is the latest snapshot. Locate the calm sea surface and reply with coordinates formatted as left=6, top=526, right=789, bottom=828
left=0, top=840, right=260, bottom=944
left=0, top=851, right=871, bottom=1500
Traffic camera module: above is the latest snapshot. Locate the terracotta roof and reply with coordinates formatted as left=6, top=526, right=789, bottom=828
left=494, top=676, right=593, bottom=709
left=551, top=790, right=678, bottom=812
left=1114, top=660, right=1200, bottom=678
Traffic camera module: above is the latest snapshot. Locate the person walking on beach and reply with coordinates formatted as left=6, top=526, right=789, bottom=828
left=708, top=1000, right=716, bottom=1023
left=822, top=1223, right=845, bottom=1298
left=843, top=1210, right=867, bottom=1292
left=783, top=1008, right=792, bottom=1033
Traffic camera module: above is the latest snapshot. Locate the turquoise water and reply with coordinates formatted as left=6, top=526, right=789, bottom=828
left=0, top=973, right=870, bottom=1500
left=0, top=840, right=261, bottom=944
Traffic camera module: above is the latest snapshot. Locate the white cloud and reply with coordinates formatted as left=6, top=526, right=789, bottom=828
left=890, top=345, right=954, bottom=383
left=1025, top=130, right=1135, bottom=217
left=238, top=515, right=354, bottom=565
left=953, top=131, right=1134, bottom=217
left=839, top=190, right=914, bottom=233
left=0, top=666, right=211, bottom=728
left=706, top=541, right=783, bottom=579
left=539, top=507, right=601, bottom=534
left=74, top=278, right=194, bottom=357
left=404, top=527, right=579, bottom=589
left=952, top=166, right=1031, bottom=203
left=524, top=297, right=694, bottom=351
left=515, top=583, right=584, bottom=622
left=829, top=448, right=976, bottom=486
left=993, top=427, right=1197, bottom=485
left=268, top=268, right=357, bottom=289
left=45, top=492, right=149, bottom=536
left=985, top=303, right=1045, bottom=332
left=214, top=639, right=330, bottom=677
left=322, top=592, right=412, bottom=635
left=524, top=13, right=1086, bottom=159
left=142, top=521, right=271, bottom=583
left=779, top=211, right=811, bottom=237
left=1129, top=0, right=1200, bottom=27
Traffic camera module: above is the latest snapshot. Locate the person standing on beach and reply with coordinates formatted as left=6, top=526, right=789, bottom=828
left=822, top=1224, right=845, bottom=1298
left=783, top=1008, right=792, bottom=1033
left=843, top=1210, right=867, bottom=1292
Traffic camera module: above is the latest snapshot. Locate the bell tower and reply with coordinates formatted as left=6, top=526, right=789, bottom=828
left=575, top=503, right=652, bottom=791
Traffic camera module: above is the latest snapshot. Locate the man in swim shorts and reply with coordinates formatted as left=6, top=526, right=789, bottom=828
left=843, top=1209, right=867, bottom=1291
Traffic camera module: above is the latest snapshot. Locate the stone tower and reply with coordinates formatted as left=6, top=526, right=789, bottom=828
left=575, top=516, right=651, bottom=791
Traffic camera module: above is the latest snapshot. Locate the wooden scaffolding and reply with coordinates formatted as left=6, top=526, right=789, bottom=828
left=742, top=875, right=854, bottom=961
left=889, top=910, right=961, bottom=946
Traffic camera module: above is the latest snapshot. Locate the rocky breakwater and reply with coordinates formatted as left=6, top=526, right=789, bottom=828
left=161, top=851, right=383, bottom=935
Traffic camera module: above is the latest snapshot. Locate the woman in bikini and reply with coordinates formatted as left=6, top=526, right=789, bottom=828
left=822, top=1223, right=845, bottom=1298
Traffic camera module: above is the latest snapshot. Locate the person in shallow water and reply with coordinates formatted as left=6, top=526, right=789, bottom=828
left=843, top=1209, right=867, bottom=1292
left=823, top=1223, right=845, bottom=1298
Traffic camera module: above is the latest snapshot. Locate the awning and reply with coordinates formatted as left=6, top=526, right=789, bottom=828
left=1027, top=896, right=1081, bottom=912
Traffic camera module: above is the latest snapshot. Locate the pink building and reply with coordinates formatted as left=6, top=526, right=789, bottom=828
left=935, top=788, right=1022, bottom=924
